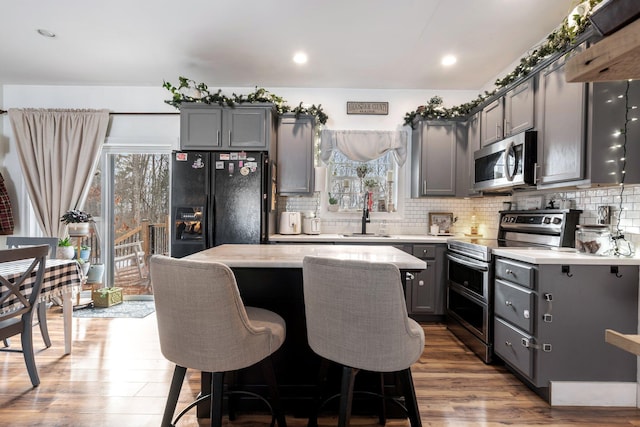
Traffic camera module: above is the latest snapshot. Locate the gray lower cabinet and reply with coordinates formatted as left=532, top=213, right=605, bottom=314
left=407, top=244, right=445, bottom=319
left=493, top=256, right=638, bottom=400
left=180, top=103, right=275, bottom=151
left=411, top=120, right=458, bottom=197
left=332, top=241, right=446, bottom=319
left=277, top=114, right=315, bottom=195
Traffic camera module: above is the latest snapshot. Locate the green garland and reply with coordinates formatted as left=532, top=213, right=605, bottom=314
left=403, top=0, right=601, bottom=127
left=163, top=77, right=328, bottom=124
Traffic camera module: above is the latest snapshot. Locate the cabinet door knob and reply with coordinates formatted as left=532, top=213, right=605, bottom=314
left=405, top=272, right=415, bottom=280
left=505, top=268, right=513, bottom=275
left=505, top=341, right=512, bottom=347
left=505, top=300, right=513, bottom=306
left=418, top=280, right=424, bottom=287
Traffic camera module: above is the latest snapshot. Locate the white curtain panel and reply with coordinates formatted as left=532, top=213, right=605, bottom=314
left=319, top=129, right=408, bottom=166
left=8, top=109, right=109, bottom=238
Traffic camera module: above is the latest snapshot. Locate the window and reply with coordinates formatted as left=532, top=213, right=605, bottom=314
left=326, top=150, right=400, bottom=214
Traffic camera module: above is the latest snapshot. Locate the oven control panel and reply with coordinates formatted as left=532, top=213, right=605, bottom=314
left=498, top=209, right=581, bottom=247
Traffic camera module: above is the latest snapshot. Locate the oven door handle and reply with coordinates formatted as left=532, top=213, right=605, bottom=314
left=447, top=253, right=490, bottom=272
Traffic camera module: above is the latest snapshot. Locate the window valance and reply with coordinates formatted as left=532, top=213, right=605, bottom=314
left=320, top=130, right=408, bottom=166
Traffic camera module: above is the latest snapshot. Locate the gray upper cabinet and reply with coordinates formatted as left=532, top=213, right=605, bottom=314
left=411, top=120, right=457, bottom=197
left=180, top=103, right=275, bottom=151
left=277, top=114, right=315, bottom=195
left=481, top=78, right=535, bottom=147
left=456, top=113, right=481, bottom=197
left=537, top=54, right=587, bottom=186
left=505, top=78, right=535, bottom=136
left=588, top=80, right=640, bottom=185
left=480, top=98, right=503, bottom=146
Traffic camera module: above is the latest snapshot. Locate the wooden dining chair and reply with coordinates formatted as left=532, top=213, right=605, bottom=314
left=6, top=236, right=58, bottom=348
left=0, top=244, right=49, bottom=387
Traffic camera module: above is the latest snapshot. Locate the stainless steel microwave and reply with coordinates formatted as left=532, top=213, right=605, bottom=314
left=473, top=131, right=537, bottom=192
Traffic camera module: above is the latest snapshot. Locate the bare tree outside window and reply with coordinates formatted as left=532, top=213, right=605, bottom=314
left=85, top=153, right=170, bottom=296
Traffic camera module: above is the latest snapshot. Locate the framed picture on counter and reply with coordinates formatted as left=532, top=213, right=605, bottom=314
left=429, top=212, right=454, bottom=234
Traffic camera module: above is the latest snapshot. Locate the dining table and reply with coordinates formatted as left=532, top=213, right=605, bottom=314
left=0, top=258, right=83, bottom=355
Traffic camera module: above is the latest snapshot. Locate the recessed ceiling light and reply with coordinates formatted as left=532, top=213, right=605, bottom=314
left=37, top=29, right=56, bottom=38
left=441, top=55, right=457, bottom=66
left=293, top=52, right=308, bottom=64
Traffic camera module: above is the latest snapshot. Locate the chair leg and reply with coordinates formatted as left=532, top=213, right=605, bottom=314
left=20, top=321, right=39, bottom=387
left=398, top=368, right=421, bottom=427
left=378, top=372, right=386, bottom=425
left=198, top=372, right=212, bottom=418
left=161, top=365, right=186, bottom=427
left=227, top=370, right=238, bottom=421
left=261, top=355, right=287, bottom=427
left=338, top=366, right=358, bottom=427
left=308, top=358, right=331, bottom=427
left=37, top=302, right=51, bottom=348
left=211, top=372, right=225, bottom=427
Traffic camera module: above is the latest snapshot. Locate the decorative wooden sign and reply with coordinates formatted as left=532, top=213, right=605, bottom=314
left=346, top=102, right=389, bottom=115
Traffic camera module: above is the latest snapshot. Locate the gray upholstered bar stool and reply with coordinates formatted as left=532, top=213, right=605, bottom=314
left=302, top=256, right=425, bottom=427
left=150, top=255, right=287, bottom=427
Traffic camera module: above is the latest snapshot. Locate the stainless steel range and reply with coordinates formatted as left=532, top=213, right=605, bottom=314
left=446, top=209, right=581, bottom=363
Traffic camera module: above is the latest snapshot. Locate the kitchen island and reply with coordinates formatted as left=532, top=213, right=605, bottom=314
left=184, top=244, right=426, bottom=417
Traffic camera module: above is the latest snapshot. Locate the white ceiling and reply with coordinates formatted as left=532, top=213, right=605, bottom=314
left=0, top=0, right=577, bottom=90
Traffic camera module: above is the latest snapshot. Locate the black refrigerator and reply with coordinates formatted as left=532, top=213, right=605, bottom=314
left=170, top=150, right=270, bottom=258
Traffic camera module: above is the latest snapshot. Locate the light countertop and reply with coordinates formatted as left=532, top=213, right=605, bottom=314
left=492, top=248, right=640, bottom=265
left=184, top=244, right=427, bottom=270
left=269, top=233, right=450, bottom=244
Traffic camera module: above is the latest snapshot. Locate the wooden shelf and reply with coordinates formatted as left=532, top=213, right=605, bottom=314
left=605, top=329, right=640, bottom=356
left=566, top=18, right=640, bottom=82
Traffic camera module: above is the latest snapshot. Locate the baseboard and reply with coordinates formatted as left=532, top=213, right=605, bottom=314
left=550, top=381, right=638, bottom=407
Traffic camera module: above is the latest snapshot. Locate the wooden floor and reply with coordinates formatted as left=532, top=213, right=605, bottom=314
left=1, top=310, right=639, bottom=426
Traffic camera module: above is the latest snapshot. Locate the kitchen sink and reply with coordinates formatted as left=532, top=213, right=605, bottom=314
left=341, top=233, right=391, bottom=238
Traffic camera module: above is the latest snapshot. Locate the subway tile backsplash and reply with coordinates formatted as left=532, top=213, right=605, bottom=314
left=279, top=183, right=640, bottom=247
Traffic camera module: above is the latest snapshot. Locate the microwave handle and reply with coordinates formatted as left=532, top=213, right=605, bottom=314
left=504, top=139, right=515, bottom=182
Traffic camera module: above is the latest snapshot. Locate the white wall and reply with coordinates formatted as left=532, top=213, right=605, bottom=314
left=3, top=84, right=639, bottom=245
left=0, top=84, right=476, bottom=233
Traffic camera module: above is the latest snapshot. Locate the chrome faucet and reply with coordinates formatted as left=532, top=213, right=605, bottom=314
left=361, top=191, right=370, bottom=234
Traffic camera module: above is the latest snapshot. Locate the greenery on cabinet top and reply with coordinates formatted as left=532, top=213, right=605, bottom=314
left=163, top=78, right=328, bottom=124
left=403, top=0, right=601, bottom=127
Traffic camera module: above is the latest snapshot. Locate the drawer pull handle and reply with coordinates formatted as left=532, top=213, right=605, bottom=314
left=505, top=300, right=513, bottom=307
left=405, top=272, right=415, bottom=280
left=505, top=268, right=514, bottom=275
left=505, top=341, right=512, bottom=347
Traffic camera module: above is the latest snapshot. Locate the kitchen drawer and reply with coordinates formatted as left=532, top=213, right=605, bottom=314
left=495, top=258, right=536, bottom=289
left=494, top=317, right=533, bottom=380
left=494, top=279, right=535, bottom=333
left=413, top=245, right=435, bottom=259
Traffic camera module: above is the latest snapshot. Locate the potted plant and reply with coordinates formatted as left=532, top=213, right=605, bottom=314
left=76, top=244, right=91, bottom=262
left=328, top=193, right=339, bottom=212
left=61, top=209, right=94, bottom=236
left=57, top=236, right=75, bottom=259
left=77, top=258, right=91, bottom=276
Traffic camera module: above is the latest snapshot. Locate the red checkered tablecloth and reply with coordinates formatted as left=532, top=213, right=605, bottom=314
left=0, top=258, right=82, bottom=314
